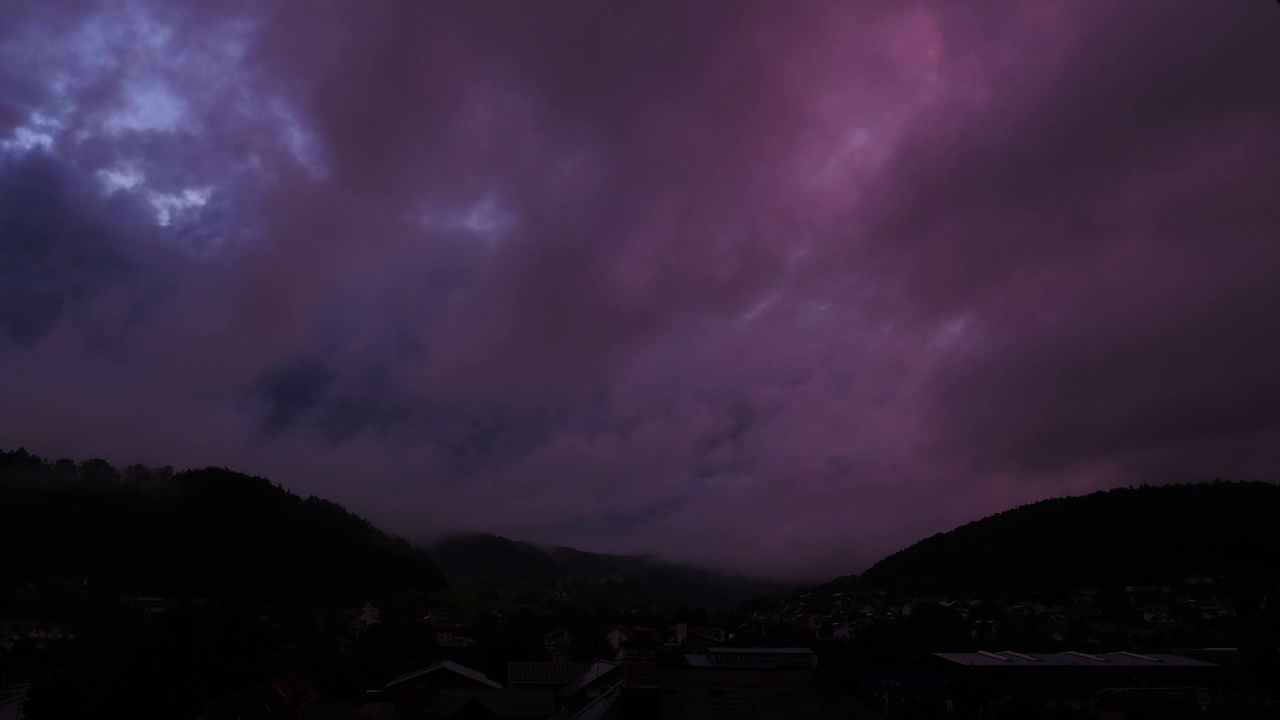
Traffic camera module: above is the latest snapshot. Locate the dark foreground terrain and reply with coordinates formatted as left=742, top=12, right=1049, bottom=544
left=3, top=448, right=1279, bottom=719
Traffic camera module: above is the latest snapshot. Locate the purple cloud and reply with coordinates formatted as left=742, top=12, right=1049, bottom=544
left=1, top=0, right=1278, bottom=580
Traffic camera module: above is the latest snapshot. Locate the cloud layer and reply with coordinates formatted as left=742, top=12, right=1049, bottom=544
left=2, top=0, right=1278, bottom=579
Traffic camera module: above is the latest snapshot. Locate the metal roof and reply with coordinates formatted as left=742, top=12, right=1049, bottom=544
left=708, top=647, right=814, bottom=655
left=384, top=660, right=503, bottom=689
left=685, top=655, right=799, bottom=668
left=686, top=648, right=817, bottom=669
left=933, top=651, right=1218, bottom=668
left=421, top=689, right=557, bottom=718
left=507, top=661, right=587, bottom=685
left=660, top=668, right=859, bottom=720
left=474, top=688, right=558, bottom=716
left=421, top=693, right=475, bottom=717
left=557, top=660, right=621, bottom=699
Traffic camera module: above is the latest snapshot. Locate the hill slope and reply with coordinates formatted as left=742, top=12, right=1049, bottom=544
left=847, top=481, right=1280, bottom=595
left=428, top=532, right=786, bottom=609
left=0, top=448, right=447, bottom=604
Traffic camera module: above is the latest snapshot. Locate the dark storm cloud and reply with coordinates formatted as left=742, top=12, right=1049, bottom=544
left=1, top=0, right=1278, bottom=579
left=0, top=152, right=160, bottom=346
left=256, top=357, right=335, bottom=436
left=858, top=0, right=1280, bottom=485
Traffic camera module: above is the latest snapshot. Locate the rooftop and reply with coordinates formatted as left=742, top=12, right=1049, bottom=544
left=424, top=689, right=556, bottom=718
left=684, top=655, right=804, bottom=668
left=557, top=660, right=621, bottom=699
left=384, top=660, right=502, bottom=689
left=684, top=647, right=817, bottom=669
left=660, top=668, right=871, bottom=720
left=709, top=647, right=814, bottom=655
left=932, top=651, right=1218, bottom=668
left=508, top=661, right=587, bottom=685
left=202, top=680, right=297, bottom=720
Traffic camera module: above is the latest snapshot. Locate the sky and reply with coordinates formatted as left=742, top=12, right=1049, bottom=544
left=1, top=0, right=1278, bottom=581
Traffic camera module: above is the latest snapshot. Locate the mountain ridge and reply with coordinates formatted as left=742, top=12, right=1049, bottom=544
left=822, top=480, right=1280, bottom=596
left=424, top=530, right=788, bottom=610
left=0, top=448, right=448, bottom=605
left=9, top=445, right=1277, bottom=611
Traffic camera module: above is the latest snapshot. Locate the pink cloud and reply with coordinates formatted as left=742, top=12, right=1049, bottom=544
left=1, top=0, right=1278, bottom=580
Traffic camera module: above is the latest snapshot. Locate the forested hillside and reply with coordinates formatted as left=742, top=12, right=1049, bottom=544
left=0, top=448, right=446, bottom=607
left=839, top=482, right=1280, bottom=595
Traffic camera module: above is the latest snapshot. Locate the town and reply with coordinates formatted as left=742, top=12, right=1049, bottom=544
left=4, top=566, right=1278, bottom=719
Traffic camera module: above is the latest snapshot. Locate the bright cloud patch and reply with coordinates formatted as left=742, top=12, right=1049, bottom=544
left=420, top=194, right=517, bottom=243
left=0, top=126, right=54, bottom=154
left=148, top=187, right=212, bottom=226
left=97, top=166, right=145, bottom=192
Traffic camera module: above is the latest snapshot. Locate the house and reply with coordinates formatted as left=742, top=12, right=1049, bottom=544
left=1070, top=588, right=1100, bottom=603
left=1008, top=603, right=1032, bottom=618
left=502, top=660, right=625, bottom=719
left=681, top=647, right=817, bottom=669
left=670, top=622, right=687, bottom=645
left=971, top=619, right=997, bottom=639
left=437, top=627, right=475, bottom=648
left=557, top=660, right=622, bottom=719
left=862, top=668, right=951, bottom=717
left=832, top=625, right=854, bottom=641
left=423, top=609, right=451, bottom=628
left=661, top=648, right=867, bottom=719
left=1197, top=604, right=1229, bottom=621
left=200, top=674, right=363, bottom=720
left=413, top=689, right=557, bottom=719
left=361, top=660, right=504, bottom=718
left=919, top=651, right=1220, bottom=718
left=619, top=629, right=661, bottom=689
left=119, top=595, right=171, bottom=614
left=687, top=626, right=727, bottom=644
left=507, top=662, right=587, bottom=689
left=604, top=626, right=632, bottom=650
left=543, top=628, right=573, bottom=650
